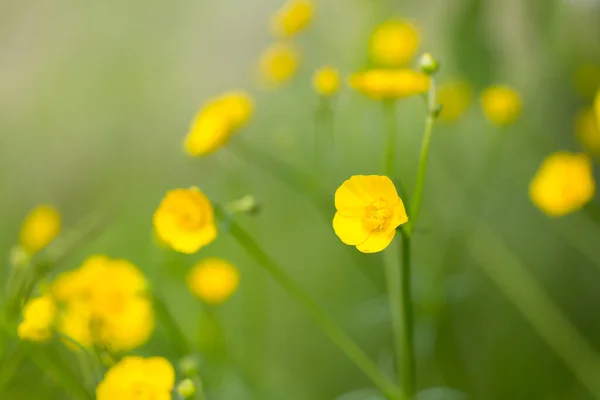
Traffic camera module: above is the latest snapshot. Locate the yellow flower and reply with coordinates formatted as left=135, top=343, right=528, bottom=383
left=19, top=205, right=61, bottom=255
left=313, top=66, right=340, bottom=96
left=349, top=69, right=430, bottom=100
left=153, top=187, right=217, bottom=254
left=187, top=258, right=240, bottom=304
left=259, top=43, right=299, bottom=86
left=575, top=107, right=600, bottom=154
left=370, top=20, right=420, bottom=67
left=17, top=295, right=56, bottom=342
left=529, top=152, right=595, bottom=217
left=480, top=85, right=522, bottom=126
left=184, top=91, right=253, bottom=156
left=437, top=80, right=472, bottom=123
left=573, top=64, right=600, bottom=99
left=270, top=0, right=313, bottom=38
left=333, top=175, right=408, bottom=253
left=96, top=356, right=175, bottom=400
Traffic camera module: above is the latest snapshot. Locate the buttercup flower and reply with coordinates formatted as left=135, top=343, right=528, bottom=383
left=573, top=64, right=600, bottom=99
left=96, top=356, right=175, bottom=400
left=349, top=69, right=430, bottom=100
left=270, top=0, right=313, bottom=38
left=575, top=107, right=600, bottom=154
left=187, top=258, right=240, bottom=304
left=259, top=43, right=299, bottom=86
left=333, top=175, right=408, bottom=253
left=370, top=20, right=420, bottom=67
left=437, top=80, right=472, bottom=122
left=184, top=91, right=253, bottom=156
left=153, top=187, right=217, bottom=254
left=480, top=85, right=522, bottom=126
left=313, top=66, right=340, bottom=96
left=529, top=152, right=595, bottom=217
left=17, top=294, right=56, bottom=342
left=19, top=205, right=61, bottom=255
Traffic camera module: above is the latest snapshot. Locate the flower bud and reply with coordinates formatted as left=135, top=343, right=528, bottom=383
left=176, top=379, right=197, bottom=399
left=419, top=52, right=440, bottom=75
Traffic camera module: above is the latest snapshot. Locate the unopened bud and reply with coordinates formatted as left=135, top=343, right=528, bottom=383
left=419, top=52, right=440, bottom=75
left=176, top=378, right=197, bottom=399
left=178, top=355, right=199, bottom=378
left=225, top=195, right=260, bottom=216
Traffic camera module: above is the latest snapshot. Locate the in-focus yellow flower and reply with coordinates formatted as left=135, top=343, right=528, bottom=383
left=529, top=152, right=595, bottom=217
left=370, top=20, right=420, bottom=67
left=270, top=0, right=313, bottom=38
left=573, top=64, right=600, bottom=99
left=437, top=80, right=472, bottom=123
left=313, top=66, right=340, bottom=96
left=333, top=175, right=408, bottom=253
left=259, top=43, right=299, bottom=86
left=349, top=69, right=430, bottom=100
left=187, top=258, right=239, bottom=304
left=184, top=91, right=253, bottom=156
left=19, top=205, right=61, bottom=255
left=17, top=295, right=56, bottom=342
left=96, top=356, right=175, bottom=400
left=480, top=85, right=522, bottom=126
left=153, top=187, right=217, bottom=254
left=575, top=107, right=600, bottom=154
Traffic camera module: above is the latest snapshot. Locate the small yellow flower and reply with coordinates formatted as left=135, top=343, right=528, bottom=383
left=17, top=295, right=56, bottom=342
left=259, top=43, right=299, bottom=86
left=480, top=85, right=522, bottom=126
left=333, top=175, right=408, bottom=253
left=313, top=66, right=340, bottom=96
left=529, top=152, right=595, bottom=217
left=187, top=258, right=240, bottom=304
left=437, top=80, right=472, bottom=123
left=19, top=205, right=61, bottom=255
left=349, top=69, right=430, bottom=100
left=184, top=91, right=253, bottom=156
left=96, top=356, right=175, bottom=400
left=153, top=187, right=217, bottom=254
left=575, top=107, right=600, bottom=154
left=573, top=64, right=600, bottom=99
left=270, top=0, right=313, bottom=38
left=370, top=20, right=420, bottom=67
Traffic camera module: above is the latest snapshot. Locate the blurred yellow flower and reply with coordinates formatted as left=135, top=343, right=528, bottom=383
left=595, top=90, right=600, bottom=130
left=333, top=175, right=408, bottom=253
left=184, top=91, right=253, bottom=156
left=17, top=295, right=56, bottom=342
left=370, top=20, right=420, bottom=67
left=153, top=187, right=217, bottom=254
left=437, top=80, right=472, bottom=123
left=271, top=0, right=313, bottom=38
left=19, top=205, right=61, bottom=255
left=529, top=152, right=595, bottom=217
left=349, top=69, right=430, bottom=100
left=573, top=64, right=600, bottom=99
left=260, top=43, right=299, bottom=86
left=480, top=85, right=522, bottom=126
left=187, top=258, right=239, bottom=304
left=313, top=66, right=340, bottom=96
left=96, top=356, right=175, bottom=400
left=575, top=107, right=600, bottom=154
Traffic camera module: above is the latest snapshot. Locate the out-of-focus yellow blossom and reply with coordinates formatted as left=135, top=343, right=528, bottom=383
left=17, top=295, right=56, bottom=342
left=437, top=80, right=472, bottom=123
left=19, top=205, right=61, bottom=255
left=313, top=66, right=340, bottom=96
left=573, top=64, right=600, bottom=99
left=529, top=152, right=595, bottom=217
left=153, top=187, right=217, bottom=254
left=187, top=258, right=240, bottom=304
left=96, top=356, right=175, bottom=400
left=575, top=107, right=600, bottom=154
left=52, top=255, right=154, bottom=352
left=480, top=85, right=522, bottom=126
left=270, top=0, right=313, bottom=38
left=184, top=91, right=253, bottom=156
left=333, top=175, right=408, bottom=253
left=370, top=20, right=420, bottom=67
left=349, top=69, right=430, bottom=100
left=595, top=90, right=600, bottom=130
left=259, top=43, right=299, bottom=86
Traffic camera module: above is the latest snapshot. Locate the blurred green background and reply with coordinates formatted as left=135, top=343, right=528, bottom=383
left=1, top=0, right=600, bottom=399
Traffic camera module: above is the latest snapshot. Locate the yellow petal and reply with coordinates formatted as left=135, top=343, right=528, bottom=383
left=144, top=357, right=176, bottom=390
left=355, top=230, right=396, bottom=253
left=391, top=199, right=409, bottom=228
left=332, top=213, right=370, bottom=245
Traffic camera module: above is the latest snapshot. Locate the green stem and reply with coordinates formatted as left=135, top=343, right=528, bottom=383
left=153, top=295, right=192, bottom=358
left=314, top=97, right=334, bottom=169
left=219, top=210, right=404, bottom=400
left=399, top=230, right=415, bottom=397
left=383, top=100, right=397, bottom=176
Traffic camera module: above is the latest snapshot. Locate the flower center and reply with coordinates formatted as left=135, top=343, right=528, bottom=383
left=363, top=199, right=392, bottom=232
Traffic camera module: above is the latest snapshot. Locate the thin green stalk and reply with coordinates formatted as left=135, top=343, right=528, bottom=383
left=154, top=295, right=192, bottom=358
left=219, top=210, right=404, bottom=400
left=398, top=230, right=415, bottom=396
left=383, top=100, right=397, bottom=176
